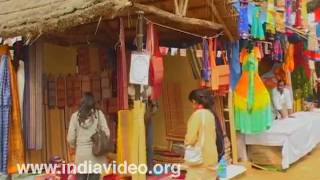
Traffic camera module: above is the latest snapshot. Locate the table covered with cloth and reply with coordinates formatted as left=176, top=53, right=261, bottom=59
left=245, top=110, right=320, bottom=169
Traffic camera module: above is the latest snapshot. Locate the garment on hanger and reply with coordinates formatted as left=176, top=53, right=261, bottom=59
left=202, top=39, right=211, bottom=82
left=73, top=75, right=82, bottom=106
left=101, top=71, right=112, bottom=99
left=308, top=23, right=319, bottom=52
left=47, top=75, right=57, bottom=108
left=66, top=75, right=75, bottom=107
left=234, top=47, right=273, bottom=134
left=239, top=3, right=250, bottom=38
left=266, top=0, right=276, bottom=34
left=250, top=5, right=265, bottom=40
left=294, top=0, right=302, bottom=28
left=76, top=47, right=90, bottom=75
left=17, top=60, right=25, bottom=122
left=283, top=43, right=295, bottom=72
left=0, top=47, right=11, bottom=173
left=272, top=38, right=283, bottom=62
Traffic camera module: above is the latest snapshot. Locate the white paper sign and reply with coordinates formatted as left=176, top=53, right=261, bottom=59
left=171, top=48, right=178, bottom=56
left=129, top=52, right=151, bottom=85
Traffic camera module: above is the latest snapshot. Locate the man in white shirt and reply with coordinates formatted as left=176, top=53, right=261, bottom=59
left=272, top=80, right=294, bottom=119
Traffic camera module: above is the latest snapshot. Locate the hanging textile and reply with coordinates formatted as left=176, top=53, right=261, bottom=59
left=283, top=43, right=295, bottom=72
left=76, top=47, right=90, bottom=75
left=201, top=39, right=211, bottom=84
left=8, top=55, right=25, bottom=174
left=146, top=22, right=164, bottom=100
left=304, top=50, right=320, bottom=61
left=250, top=5, right=265, bottom=40
left=294, top=41, right=311, bottom=79
left=66, top=75, right=75, bottom=107
left=101, top=71, right=112, bottom=99
left=239, top=3, right=249, bottom=38
left=47, top=75, right=57, bottom=109
left=81, top=75, right=91, bottom=95
left=98, top=48, right=108, bottom=71
left=57, top=76, right=66, bottom=109
left=187, top=45, right=202, bottom=79
left=117, top=18, right=128, bottom=110
left=91, top=74, right=101, bottom=103
left=0, top=47, right=11, bottom=173
left=266, top=0, right=276, bottom=34
left=294, top=0, right=302, bottom=28
left=234, top=47, right=272, bottom=134
left=73, top=75, right=82, bottom=106
left=27, top=43, right=43, bottom=150
left=226, top=41, right=241, bottom=90
left=17, top=60, right=25, bottom=123
left=272, top=38, right=283, bottom=62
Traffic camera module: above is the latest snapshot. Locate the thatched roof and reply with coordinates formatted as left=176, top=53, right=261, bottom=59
left=0, top=0, right=238, bottom=45
left=0, top=0, right=131, bottom=37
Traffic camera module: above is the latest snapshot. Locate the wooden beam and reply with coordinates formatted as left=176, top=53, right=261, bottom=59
left=133, top=3, right=223, bottom=31
left=206, top=0, right=234, bottom=41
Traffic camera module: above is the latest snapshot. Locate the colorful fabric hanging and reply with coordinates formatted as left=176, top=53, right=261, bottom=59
left=0, top=47, right=11, bottom=173
left=226, top=41, right=241, bottom=90
left=8, top=55, right=25, bottom=174
left=250, top=5, right=265, bottom=40
left=234, top=47, right=272, bottom=134
left=188, top=45, right=202, bottom=79
left=272, top=38, right=283, bottom=62
left=202, top=38, right=211, bottom=83
left=283, top=43, right=295, bottom=72
left=146, top=22, right=164, bottom=100
left=304, top=50, right=320, bottom=61
left=266, top=0, right=276, bottom=34
left=117, top=18, right=128, bottom=110
left=294, top=0, right=302, bottom=28
left=294, top=41, right=311, bottom=79
left=239, top=3, right=249, bottom=38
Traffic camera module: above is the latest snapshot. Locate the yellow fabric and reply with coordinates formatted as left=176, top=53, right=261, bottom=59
left=8, top=57, right=25, bottom=173
left=117, top=101, right=146, bottom=180
left=184, top=109, right=218, bottom=175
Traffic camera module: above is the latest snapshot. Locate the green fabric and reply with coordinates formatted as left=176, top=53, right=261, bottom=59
left=234, top=106, right=273, bottom=134
left=291, top=66, right=313, bottom=98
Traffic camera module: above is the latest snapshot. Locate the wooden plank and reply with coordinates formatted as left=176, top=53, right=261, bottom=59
left=133, top=3, right=223, bottom=30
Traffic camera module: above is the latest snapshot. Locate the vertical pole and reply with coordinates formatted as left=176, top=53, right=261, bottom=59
left=228, top=90, right=238, bottom=164
left=135, top=11, right=144, bottom=100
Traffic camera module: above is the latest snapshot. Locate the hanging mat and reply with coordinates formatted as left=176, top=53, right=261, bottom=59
left=101, top=71, right=112, bottom=99
left=91, top=73, right=102, bottom=103
left=73, top=75, right=82, bottom=106
left=56, top=76, right=66, bottom=109
left=47, top=75, right=57, bottom=109
left=76, top=47, right=90, bottom=75
left=66, top=75, right=75, bottom=107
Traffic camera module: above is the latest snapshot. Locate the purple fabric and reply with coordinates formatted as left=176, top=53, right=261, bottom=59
left=0, top=56, right=11, bottom=173
left=202, top=39, right=211, bottom=81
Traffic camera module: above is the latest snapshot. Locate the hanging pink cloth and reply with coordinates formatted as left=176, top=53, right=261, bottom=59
left=294, top=41, right=311, bottom=79
left=147, top=22, right=164, bottom=100
left=117, top=18, right=128, bottom=110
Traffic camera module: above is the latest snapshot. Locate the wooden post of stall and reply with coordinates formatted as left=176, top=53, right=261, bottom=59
left=228, top=90, right=238, bottom=164
left=134, top=11, right=144, bottom=100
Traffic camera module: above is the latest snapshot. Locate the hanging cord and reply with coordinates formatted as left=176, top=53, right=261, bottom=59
left=144, top=17, right=224, bottom=39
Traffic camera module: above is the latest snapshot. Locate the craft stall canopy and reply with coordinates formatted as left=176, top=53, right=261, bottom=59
left=0, top=0, right=238, bottom=45
left=0, top=0, right=239, bottom=165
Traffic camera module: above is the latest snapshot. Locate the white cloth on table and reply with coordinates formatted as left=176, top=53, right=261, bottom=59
left=245, top=111, right=320, bottom=169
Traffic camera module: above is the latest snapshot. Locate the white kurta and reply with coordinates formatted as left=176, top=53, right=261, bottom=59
left=17, top=60, right=25, bottom=125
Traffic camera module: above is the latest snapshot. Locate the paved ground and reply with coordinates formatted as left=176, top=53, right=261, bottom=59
left=235, top=145, right=320, bottom=180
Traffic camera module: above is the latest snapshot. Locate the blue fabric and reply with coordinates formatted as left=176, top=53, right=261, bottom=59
left=247, top=3, right=255, bottom=25
left=0, top=55, right=11, bottom=173
left=239, top=5, right=249, bottom=35
left=316, top=23, right=320, bottom=37
left=227, top=41, right=241, bottom=90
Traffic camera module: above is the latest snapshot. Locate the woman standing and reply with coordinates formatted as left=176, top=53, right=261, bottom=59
left=184, top=88, right=218, bottom=180
left=67, top=92, right=110, bottom=180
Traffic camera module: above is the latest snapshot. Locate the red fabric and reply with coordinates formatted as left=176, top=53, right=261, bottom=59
left=147, top=23, right=164, bottom=100
left=294, top=41, right=311, bottom=79
left=304, top=50, right=320, bottom=61
left=315, top=8, right=320, bottom=22
left=117, top=18, right=129, bottom=110
left=294, top=0, right=302, bottom=27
